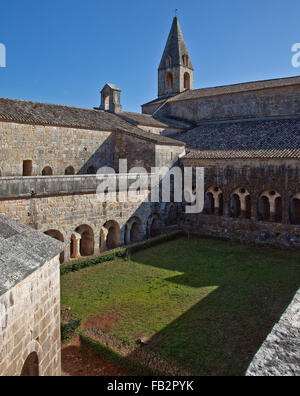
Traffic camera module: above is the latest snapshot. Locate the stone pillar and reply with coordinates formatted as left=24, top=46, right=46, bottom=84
left=71, top=232, right=81, bottom=259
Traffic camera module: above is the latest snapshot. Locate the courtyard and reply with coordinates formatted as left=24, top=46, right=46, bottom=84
left=61, top=237, right=300, bottom=376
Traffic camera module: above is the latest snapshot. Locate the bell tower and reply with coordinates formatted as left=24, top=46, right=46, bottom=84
left=158, top=17, right=194, bottom=98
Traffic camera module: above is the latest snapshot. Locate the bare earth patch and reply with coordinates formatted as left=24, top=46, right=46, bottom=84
left=61, top=337, right=133, bottom=376
left=83, top=313, right=119, bottom=331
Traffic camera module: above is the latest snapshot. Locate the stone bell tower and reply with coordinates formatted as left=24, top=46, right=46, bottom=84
left=158, top=17, right=194, bottom=98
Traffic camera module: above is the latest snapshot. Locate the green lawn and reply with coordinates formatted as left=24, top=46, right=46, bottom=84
left=61, top=238, right=300, bottom=376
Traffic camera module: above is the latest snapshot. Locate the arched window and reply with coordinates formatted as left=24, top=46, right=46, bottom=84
left=182, top=55, right=189, bottom=67
left=184, top=72, right=190, bottom=90
left=229, top=187, right=251, bottom=219
left=206, top=186, right=223, bottom=216
left=258, top=190, right=282, bottom=222
left=65, top=166, right=75, bottom=175
left=75, top=225, right=95, bottom=257
left=42, top=166, right=53, bottom=176
left=290, top=193, right=300, bottom=225
left=166, top=72, right=173, bottom=90
left=103, top=220, right=121, bottom=250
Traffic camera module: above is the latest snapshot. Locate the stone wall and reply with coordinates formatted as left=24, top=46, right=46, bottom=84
left=0, top=256, right=61, bottom=376
left=0, top=191, right=177, bottom=262
left=181, top=158, right=300, bottom=247
left=161, top=85, right=300, bottom=123
left=0, top=121, right=114, bottom=176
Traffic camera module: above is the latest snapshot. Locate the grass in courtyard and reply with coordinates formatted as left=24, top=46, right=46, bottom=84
left=61, top=238, right=300, bottom=376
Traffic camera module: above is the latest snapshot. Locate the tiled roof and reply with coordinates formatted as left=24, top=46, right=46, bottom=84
left=0, top=98, right=184, bottom=146
left=120, top=111, right=192, bottom=130
left=120, top=112, right=172, bottom=128
left=0, top=215, right=64, bottom=296
left=168, top=76, right=300, bottom=102
left=177, top=117, right=300, bottom=159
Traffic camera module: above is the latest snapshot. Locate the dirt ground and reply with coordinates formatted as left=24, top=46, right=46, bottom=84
left=61, top=337, right=134, bottom=376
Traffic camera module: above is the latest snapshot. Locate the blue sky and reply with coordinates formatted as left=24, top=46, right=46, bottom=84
left=0, top=0, right=299, bottom=112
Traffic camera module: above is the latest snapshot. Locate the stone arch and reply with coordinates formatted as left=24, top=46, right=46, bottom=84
left=125, top=217, right=143, bottom=244
left=20, top=352, right=39, bottom=376
left=258, top=190, right=282, bottom=223
left=65, top=166, right=75, bottom=175
left=182, top=54, right=189, bottom=66
left=147, top=214, right=162, bottom=238
left=19, top=340, right=42, bottom=376
left=42, top=166, right=53, bottom=176
left=166, top=72, right=173, bottom=90
left=44, top=230, right=65, bottom=264
left=290, top=193, right=300, bottom=225
left=206, top=186, right=223, bottom=216
left=75, top=225, right=94, bottom=257
left=184, top=72, right=190, bottom=89
left=230, top=187, right=251, bottom=218
left=103, top=220, right=121, bottom=250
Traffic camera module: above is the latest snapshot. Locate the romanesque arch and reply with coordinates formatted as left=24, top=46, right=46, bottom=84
left=205, top=186, right=223, bottom=216
left=103, top=220, right=120, bottom=250
left=125, top=217, right=143, bottom=244
left=166, top=72, right=173, bottom=90
left=229, top=187, right=251, bottom=218
left=290, top=193, right=300, bottom=225
left=184, top=72, right=190, bottom=90
left=75, top=225, right=95, bottom=257
left=147, top=214, right=162, bottom=238
left=65, top=166, right=75, bottom=175
left=258, top=190, right=282, bottom=222
left=42, top=166, right=53, bottom=176
left=44, top=230, right=65, bottom=264
left=20, top=352, right=39, bottom=377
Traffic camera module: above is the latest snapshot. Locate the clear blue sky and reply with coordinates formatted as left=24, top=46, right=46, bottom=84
left=0, top=0, right=299, bottom=112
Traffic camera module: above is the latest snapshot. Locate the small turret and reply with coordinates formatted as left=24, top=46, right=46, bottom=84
left=100, top=83, right=122, bottom=113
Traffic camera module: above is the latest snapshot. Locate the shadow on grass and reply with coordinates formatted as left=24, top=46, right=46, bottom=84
left=124, top=239, right=300, bottom=376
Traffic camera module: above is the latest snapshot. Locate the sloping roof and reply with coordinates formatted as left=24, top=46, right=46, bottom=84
left=168, top=76, right=300, bottom=102
left=0, top=215, right=64, bottom=296
left=159, top=17, right=193, bottom=70
left=119, top=111, right=192, bottom=130
left=0, top=98, right=185, bottom=146
left=177, top=117, right=300, bottom=159
left=120, top=112, right=172, bottom=128
left=102, top=83, right=121, bottom=92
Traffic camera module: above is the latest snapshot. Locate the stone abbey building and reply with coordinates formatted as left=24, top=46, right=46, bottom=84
left=0, top=16, right=299, bottom=376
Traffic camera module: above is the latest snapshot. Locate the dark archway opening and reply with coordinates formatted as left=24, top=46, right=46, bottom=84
left=230, top=194, right=241, bottom=218
left=290, top=197, right=300, bottom=225
left=20, top=352, right=39, bottom=377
